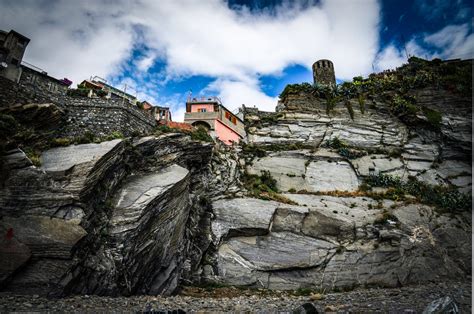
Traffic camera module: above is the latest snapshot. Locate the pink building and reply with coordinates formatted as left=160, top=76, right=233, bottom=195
left=184, top=96, right=245, bottom=145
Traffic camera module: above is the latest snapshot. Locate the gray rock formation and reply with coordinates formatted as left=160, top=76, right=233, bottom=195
left=203, top=77, right=471, bottom=291
left=0, top=61, right=471, bottom=296
left=0, top=133, right=214, bottom=296
left=207, top=196, right=470, bottom=290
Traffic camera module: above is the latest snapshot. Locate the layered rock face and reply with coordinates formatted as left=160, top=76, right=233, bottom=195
left=203, top=72, right=472, bottom=290
left=208, top=197, right=470, bottom=290
left=0, top=133, right=213, bottom=296
left=0, top=59, right=471, bottom=296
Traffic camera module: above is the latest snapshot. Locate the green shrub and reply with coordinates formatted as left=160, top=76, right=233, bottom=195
left=345, top=100, right=355, bottom=120
left=358, top=94, right=366, bottom=114
left=422, top=107, right=442, bottom=128
left=67, top=88, right=90, bottom=97
left=242, top=144, right=266, bottom=157
left=326, top=95, right=339, bottom=115
left=338, top=147, right=365, bottom=159
left=391, top=95, right=418, bottom=116
left=50, top=138, right=72, bottom=147
left=242, top=171, right=296, bottom=204
left=75, top=131, right=96, bottom=144
left=96, top=90, right=108, bottom=97
left=23, top=147, right=41, bottom=166
left=154, top=125, right=174, bottom=134
left=325, top=137, right=347, bottom=150
left=190, top=127, right=213, bottom=142
left=365, top=173, right=471, bottom=212
left=104, top=131, right=124, bottom=141
left=260, top=170, right=278, bottom=192
left=279, top=83, right=318, bottom=100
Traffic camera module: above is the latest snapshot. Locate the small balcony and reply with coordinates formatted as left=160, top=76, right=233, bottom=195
left=184, top=111, right=219, bottom=121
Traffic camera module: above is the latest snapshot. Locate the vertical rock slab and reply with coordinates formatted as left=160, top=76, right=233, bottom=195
left=67, top=164, right=191, bottom=296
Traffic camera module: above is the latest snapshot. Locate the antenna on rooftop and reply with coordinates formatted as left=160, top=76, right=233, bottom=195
left=92, top=75, right=107, bottom=83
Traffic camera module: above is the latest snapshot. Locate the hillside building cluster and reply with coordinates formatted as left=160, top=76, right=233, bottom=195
left=0, top=28, right=341, bottom=146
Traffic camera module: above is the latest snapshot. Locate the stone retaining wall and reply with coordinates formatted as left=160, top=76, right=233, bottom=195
left=0, top=76, right=156, bottom=137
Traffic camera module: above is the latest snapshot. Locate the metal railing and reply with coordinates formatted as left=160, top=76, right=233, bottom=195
left=21, top=60, right=47, bottom=74
left=186, top=95, right=222, bottom=104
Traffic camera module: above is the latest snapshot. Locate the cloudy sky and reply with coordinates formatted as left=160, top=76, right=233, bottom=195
left=1, top=0, right=472, bottom=120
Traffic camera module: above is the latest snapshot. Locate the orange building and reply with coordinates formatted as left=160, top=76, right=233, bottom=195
left=184, top=96, right=245, bottom=145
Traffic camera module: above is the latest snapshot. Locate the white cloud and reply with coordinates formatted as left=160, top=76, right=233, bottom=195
left=373, top=44, right=406, bottom=72
left=424, top=24, right=474, bottom=59
left=1, top=0, right=471, bottom=119
left=131, top=0, right=380, bottom=81
left=205, top=78, right=279, bottom=112
left=136, top=53, right=156, bottom=72
left=0, top=0, right=381, bottom=95
left=0, top=1, right=134, bottom=85
left=374, top=23, right=473, bottom=73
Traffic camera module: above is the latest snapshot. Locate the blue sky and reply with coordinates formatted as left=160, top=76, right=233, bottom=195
left=0, top=0, right=472, bottom=120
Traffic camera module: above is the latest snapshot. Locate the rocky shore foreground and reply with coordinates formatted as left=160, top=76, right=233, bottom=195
left=0, top=281, right=470, bottom=313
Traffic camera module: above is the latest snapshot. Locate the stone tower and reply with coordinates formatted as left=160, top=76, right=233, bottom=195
left=312, top=59, right=336, bottom=88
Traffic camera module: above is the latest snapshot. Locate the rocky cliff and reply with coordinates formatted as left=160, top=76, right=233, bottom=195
left=202, top=58, right=472, bottom=291
left=0, top=131, right=217, bottom=296
left=0, top=57, right=471, bottom=296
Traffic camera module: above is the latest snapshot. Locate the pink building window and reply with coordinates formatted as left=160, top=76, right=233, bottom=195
left=191, top=104, right=214, bottom=113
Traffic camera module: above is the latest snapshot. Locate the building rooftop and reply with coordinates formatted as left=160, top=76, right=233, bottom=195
left=21, top=61, right=71, bottom=86
left=186, top=96, right=222, bottom=104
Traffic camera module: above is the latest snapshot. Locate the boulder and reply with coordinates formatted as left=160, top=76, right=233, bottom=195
left=211, top=198, right=279, bottom=243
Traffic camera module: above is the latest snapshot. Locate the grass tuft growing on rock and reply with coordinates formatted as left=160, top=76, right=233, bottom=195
left=23, top=147, right=41, bottom=166
left=323, top=137, right=365, bottom=159
left=242, top=171, right=297, bottom=205
left=153, top=124, right=213, bottom=143
left=190, top=127, right=213, bottom=142
left=422, top=107, right=442, bottom=128
left=365, top=173, right=471, bottom=212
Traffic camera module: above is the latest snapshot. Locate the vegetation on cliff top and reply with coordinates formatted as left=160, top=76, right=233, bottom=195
left=154, top=124, right=213, bottom=143
left=278, top=57, right=470, bottom=128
